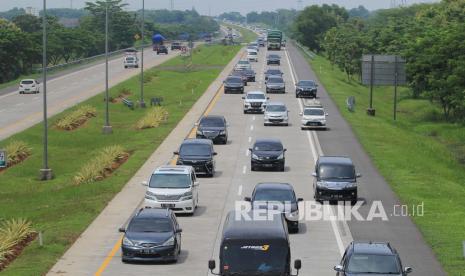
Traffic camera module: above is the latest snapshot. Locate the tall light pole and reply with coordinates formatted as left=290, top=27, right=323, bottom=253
left=40, top=0, right=53, bottom=180
left=102, top=2, right=113, bottom=134
left=139, top=0, right=146, bottom=108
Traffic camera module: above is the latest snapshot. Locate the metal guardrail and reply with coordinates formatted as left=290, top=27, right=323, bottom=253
left=292, top=40, right=316, bottom=59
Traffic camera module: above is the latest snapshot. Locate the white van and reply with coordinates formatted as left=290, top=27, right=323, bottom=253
left=247, top=49, right=258, bottom=62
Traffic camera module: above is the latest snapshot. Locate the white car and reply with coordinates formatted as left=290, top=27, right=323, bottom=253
left=264, top=101, right=289, bottom=126
left=300, top=105, right=328, bottom=130
left=123, top=55, right=139, bottom=68
left=19, top=79, right=40, bottom=94
left=242, top=91, right=269, bottom=114
left=235, top=59, right=252, bottom=70
left=247, top=49, right=258, bottom=62
left=142, top=166, right=199, bottom=214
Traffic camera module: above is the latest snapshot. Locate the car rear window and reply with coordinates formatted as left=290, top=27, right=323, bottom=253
left=21, top=80, right=34, bottom=84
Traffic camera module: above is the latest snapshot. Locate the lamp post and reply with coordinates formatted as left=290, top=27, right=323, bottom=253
left=39, top=0, right=53, bottom=180
left=139, top=0, right=146, bottom=108
left=102, top=3, right=113, bottom=134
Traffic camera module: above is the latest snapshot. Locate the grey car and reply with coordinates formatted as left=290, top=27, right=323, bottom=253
left=266, top=76, right=285, bottom=94
left=264, top=102, right=289, bottom=126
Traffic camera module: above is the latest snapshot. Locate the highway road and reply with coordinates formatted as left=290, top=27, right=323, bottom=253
left=48, top=41, right=444, bottom=275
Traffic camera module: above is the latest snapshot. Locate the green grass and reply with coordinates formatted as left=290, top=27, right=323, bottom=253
left=0, top=44, right=241, bottom=275
left=221, top=23, right=258, bottom=43
left=305, top=53, right=465, bottom=275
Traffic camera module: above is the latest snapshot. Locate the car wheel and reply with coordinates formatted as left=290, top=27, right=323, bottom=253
left=295, top=94, right=299, bottom=98
left=279, top=164, right=285, bottom=172
left=243, top=110, right=247, bottom=114
left=284, top=123, right=289, bottom=126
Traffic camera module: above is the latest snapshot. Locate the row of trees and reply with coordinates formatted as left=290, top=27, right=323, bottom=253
left=0, top=2, right=219, bottom=84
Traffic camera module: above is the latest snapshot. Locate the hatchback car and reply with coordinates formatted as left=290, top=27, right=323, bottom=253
left=143, top=166, right=199, bottom=214
left=264, top=68, right=283, bottom=80
left=266, top=54, right=281, bottom=65
left=124, top=56, right=139, bottom=68
left=196, top=115, right=228, bottom=144
left=296, top=80, right=318, bottom=98
left=249, top=138, right=286, bottom=171
left=223, top=76, right=244, bottom=94
left=175, top=139, right=217, bottom=177
left=242, top=91, right=268, bottom=114
left=266, top=76, right=286, bottom=93
left=264, top=102, right=289, bottom=126
left=120, top=207, right=182, bottom=263
left=335, top=241, right=413, bottom=276
left=245, top=182, right=302, bottom=233
left=19, top=79, right=40, bottom=94
left=312, top=156, right=361, bottom=203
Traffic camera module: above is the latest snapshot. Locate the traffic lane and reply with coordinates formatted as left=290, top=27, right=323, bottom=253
left=286, top=42, right=445, bottom=275
left=0, top=49, right=179, bottom=140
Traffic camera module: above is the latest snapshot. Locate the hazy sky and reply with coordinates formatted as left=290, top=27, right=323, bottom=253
left=1, top=0, right=439, bottom=15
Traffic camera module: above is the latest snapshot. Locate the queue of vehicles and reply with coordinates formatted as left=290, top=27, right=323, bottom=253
left=116, top=31, right=413, bottom=276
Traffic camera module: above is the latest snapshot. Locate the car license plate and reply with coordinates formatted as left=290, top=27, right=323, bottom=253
left=141, top=249, right=155, bottom=254
left=263, top=164, right=273, bottom=167
left=161, top=203, right=175, bottom=208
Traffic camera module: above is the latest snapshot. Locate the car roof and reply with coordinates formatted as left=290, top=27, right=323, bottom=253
left=351, top=241, right=395, bottom=255
left=266, top=101, right=286, bottom=106
left=135, top=207, right=172, bottom=219
left=182, top=138, right=213, bottom=145
left=222, top=211, right=288, bottom=241
left=255, top=182, right=293, bottom=191
left=254, top=138, right=283, bottom=144
left=153, top=165, right=192, bottom=175
left=318, top=156, right=353, bottom=166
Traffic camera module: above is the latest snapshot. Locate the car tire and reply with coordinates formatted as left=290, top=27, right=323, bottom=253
left=243, top=110, right=247, bottom=114
left=301, top=127, right=305, bottom=130
left=279, top=164, right=285, bottom=172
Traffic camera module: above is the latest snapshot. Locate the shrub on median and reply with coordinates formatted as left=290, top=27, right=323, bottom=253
left=0, top=218, right=35, bottom=265
left=136, top=107, right=169, bottom=129
left=4, top=141, right=32, bottom=167
left=55, top=105, right=97, bottom=130
left=73, top=145, right=129, bottom=185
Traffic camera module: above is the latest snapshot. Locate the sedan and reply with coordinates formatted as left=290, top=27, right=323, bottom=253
left=249, top=138, right=286, bottom=171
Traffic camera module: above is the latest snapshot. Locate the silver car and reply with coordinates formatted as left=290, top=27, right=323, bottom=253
left=264, top=102, right=289, bottom=126
left=266, top=76, right=285, bottom=94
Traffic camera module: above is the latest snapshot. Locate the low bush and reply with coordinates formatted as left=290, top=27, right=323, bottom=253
left=55, top=105, right=97, bottom=130
left=73, top=145, right=129, bottom=185
left=0, top=218, right=35, bottom=265
left=4, top=141, right=31, bottom=167
left=136, top=107, right=169, bottom=129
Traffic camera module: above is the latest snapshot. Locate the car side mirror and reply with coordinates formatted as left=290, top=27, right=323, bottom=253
left=312, top=172, right=317, bottom=177
left=213, top=152, right=218, bottom=156
left=404, top=267, right=413, bottom=274
left=334, top=265, right=344, bottom=272
left=248, top=148, right=252, bottom=152
left=356, top=173, right=362, bottom=178
left=118, top=227, right=126, bottom=233
left=325, top=113, right=329, bottom=116
left=283, top=149, right=287, bottom=152
left=176, top=228, right=183, bottom=233
left=173, top=151, right=179, bottom=155
left=141, top=181, right=148, bottom=186
left=299, top=112, right=303, bottom=116
left=194, top=181, right=200, bottom=186
left=297, top=198, right=303, bottom=202
left=244, top=196, right=251, bottom=202
left=208, top=259, right=216, bottom=270
left=294, top=259, right=302, bottom=270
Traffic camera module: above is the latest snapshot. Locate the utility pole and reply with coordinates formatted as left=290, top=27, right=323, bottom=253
left=139, top=0, right=146, bottom=108
left=40, top=0, right=53, bottom=180
left=70, top=0, right=73, bottom=9
left=102, top=3, right=113, bottom=134
left=170, top=0, right=174, bottom=11
left=297, top=0, right=303, bottom=10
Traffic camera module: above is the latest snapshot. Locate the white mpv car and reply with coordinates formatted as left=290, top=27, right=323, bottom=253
left=143, top=166, right=199, bottom=214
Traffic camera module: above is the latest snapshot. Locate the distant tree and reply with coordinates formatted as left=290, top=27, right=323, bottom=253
left=348, top=5, right=370, bottom=18
left=0, top=8, right=25, bottom=20
left=218, top=12, right=245, bottom=22
left=12, top=14, right=42, bottom=33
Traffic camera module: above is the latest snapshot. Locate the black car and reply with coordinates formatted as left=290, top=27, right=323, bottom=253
left=264, top=68, right=283, bottom=80
left=242, top=69, right=256, bottom=82
left=266, top=76, right=286, bottom=94
left=196, top=115, right=228, bottom=144
left=267, top=54, right=281, bottom=65
left=223, top=76, right=245, bottom=94
left=119, top=207, right=182, bottom=263
left=230, top=70, right=248, bottom=86
left=312, top=156, right=361, bottom=203
left=335, top=241, right=413, bottom=276
left=171, top=42, right=182, bottom=50
left=157, top=45, right=168, bottom=55
left=296, top=80, right=318, bottom=98
left=245, top=183, right=303, bottom=233
left=175, top=139, right=217, bottom=177
left=249, top=139, right=286, bottom=171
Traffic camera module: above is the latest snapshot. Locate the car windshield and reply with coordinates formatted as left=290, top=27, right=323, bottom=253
left=266, top=70, right=281, bottom=75
left=347, top=254, right=401, bottom=274
left=304, top=109, right=324, bottom=116
left=254, top=189, right=295, bottom=202
left=126, top=57, right=135, bottom=61
left=267, top=78, right=283, bottom=84
left=318, top=164, right=355, bottom=180
left=128, top=217, right=173, bottom=233
left=266, top=105, right=286, bottom=112
left=180, top=144, right=211, bottom=156
left=268, top=55, right=280, bottom=59
left=248, top=52, right=257, bottom=55
left=227, top=77, right=242, bottom=84
left=200, top=117, right=224, bottom=127
left=298, top=80, right=315, bottom=86
left=254, top=142, right=283, bottom=151
left=238, top=61, right=249, bottom=65
left=247, top=94, right=265, bottom=100
left=222, top=243, right=287, bottom=273
left=21, top=80, right=34, bottom=84
left=149, top=174, right=191, bottom=188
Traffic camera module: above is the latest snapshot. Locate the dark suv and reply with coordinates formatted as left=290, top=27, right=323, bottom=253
left=295, top=80, right=318, bottom=98
left=249, top=139, right=286, bottom=171
left=196, top=115, right=228, bottom=144
left=312, top=156, right=360, bottom=203
left=119, top=207, right=182, bottom=263
left=335, top=241, right=413, bottom=276
left=267, top=54, right=281, bottom=65
left=245, top=182, right=303, bottom=233
left=223, top=76, right=244, bottom=94
left=175, top=139, right=217, bottom=177
left=157, top=45, right=168, bottom=55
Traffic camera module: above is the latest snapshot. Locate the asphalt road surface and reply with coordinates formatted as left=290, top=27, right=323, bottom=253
left=48, top=42, right=444, bottom=276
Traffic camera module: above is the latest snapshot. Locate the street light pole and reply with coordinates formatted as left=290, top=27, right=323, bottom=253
left=139, top=0, right=146, bottom=108
left=102, top=3, right=113, bottom=134
left=39, top=0, right=53, bottom=180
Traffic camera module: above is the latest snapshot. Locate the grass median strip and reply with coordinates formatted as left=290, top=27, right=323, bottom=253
left=0, top=44, right=241, bottom=275
left=305, top=53, right=465, bottom=275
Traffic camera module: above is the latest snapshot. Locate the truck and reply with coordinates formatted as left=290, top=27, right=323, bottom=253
left=152, top=33, right=165, bottom=51
left=267, top=30, right=283, bottom=50
left=208, top=210, right=302, bottom=276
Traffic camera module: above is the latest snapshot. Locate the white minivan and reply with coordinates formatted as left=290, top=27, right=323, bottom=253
left=247, top=49, right=258, bottom=62
left=142, top=166, right=199, bottom=214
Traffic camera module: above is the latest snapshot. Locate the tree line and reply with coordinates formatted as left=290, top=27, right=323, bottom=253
left=0, top=1, right=218, bottom=84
